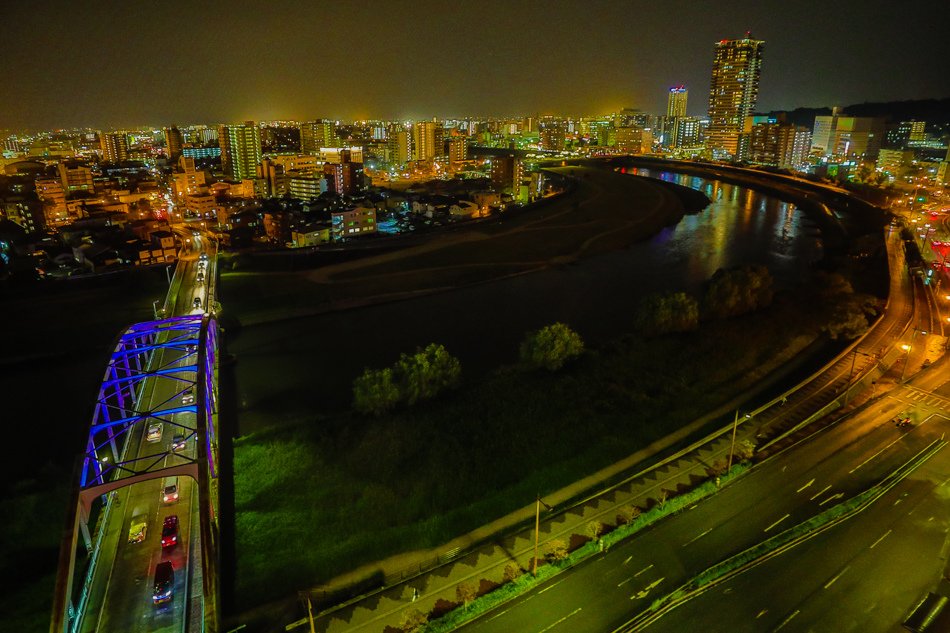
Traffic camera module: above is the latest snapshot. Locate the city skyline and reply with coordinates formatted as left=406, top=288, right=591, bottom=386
left=2, top=0, right=949, bottom=130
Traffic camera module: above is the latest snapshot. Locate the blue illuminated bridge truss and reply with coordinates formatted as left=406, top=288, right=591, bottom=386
left=51, top=314, right=221, bottom=633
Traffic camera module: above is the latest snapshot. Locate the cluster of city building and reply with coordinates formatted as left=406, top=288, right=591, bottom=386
left=1, top=34, right=947, bottom=279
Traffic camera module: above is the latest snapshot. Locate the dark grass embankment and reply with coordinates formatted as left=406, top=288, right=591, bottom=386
left=231, top=288, right=827, bottom=606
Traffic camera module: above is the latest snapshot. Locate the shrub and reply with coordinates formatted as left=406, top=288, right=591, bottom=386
left=702, top=265, right=774, bottom=320
left=352, top=367, right=400, bottom=415
left=519, top=323, right=584, bottom=371
left=395, top=343, right=462, bottom=405
left=635, top=292, right=700, bottom=335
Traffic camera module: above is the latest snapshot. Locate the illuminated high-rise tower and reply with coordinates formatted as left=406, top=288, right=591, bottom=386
left=667, top=86, right=688, bottom=117
left=300, top=120, right=339, bottom=153
left=163, top=126, right=183, bottom=161
left=99, top=132, right=129, bottom=163
left=706, top=34, right=764, bottom=159
left=219, top=121, right=262, bottom=180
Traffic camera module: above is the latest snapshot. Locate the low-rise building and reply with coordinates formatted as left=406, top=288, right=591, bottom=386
left=331, top=205, right=376, bottom=240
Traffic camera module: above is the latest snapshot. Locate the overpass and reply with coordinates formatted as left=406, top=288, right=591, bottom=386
left=51, top=233, right=221, bottom=633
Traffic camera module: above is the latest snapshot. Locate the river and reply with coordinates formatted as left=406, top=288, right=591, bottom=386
left=229, top=170, right=824, bottom=430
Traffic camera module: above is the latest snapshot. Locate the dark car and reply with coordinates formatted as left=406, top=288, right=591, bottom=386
left=152, top=562, right=174, bottom=604
left=161, top=515, right=179, bottom=548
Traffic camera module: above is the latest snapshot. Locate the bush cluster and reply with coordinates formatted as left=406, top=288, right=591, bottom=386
left=353, top=343, right=462, bottom=415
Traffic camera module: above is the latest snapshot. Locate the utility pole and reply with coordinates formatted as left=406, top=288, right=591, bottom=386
left=532, top=495, right=540, bottom=576
left=532, top=495, right=552, bottom=576
left=727, top=409, right=739, bottom=472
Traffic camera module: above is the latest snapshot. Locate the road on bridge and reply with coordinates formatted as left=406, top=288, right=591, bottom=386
left=78, top=232, right=215, bottom=633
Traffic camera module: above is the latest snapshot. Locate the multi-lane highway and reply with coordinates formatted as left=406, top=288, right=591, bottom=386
left=464, top=344, right=950, bottom=633
left=78, top=230, right=215, bottom=633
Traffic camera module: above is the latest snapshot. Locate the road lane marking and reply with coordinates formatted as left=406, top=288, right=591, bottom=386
left=796, top=478, right=815, bottom=493
left=756, top=609, right=769, bottom=618
left=537, top=607, right=581, bottom=633
left=623, top=555, right=632, bottom=565
left=810, top=484, right=832, bottom=501
left=682, top=528, right=712, bottom=546
left=619, top=564, right=653, bottom=587
left=870, top=529, right=892, bottom=549
left=850, top=436, right=904, bottom=474
left=539, top=579, right=567, bottom=594
left=823, top=565, right=851, bottom=588
left=774, top=609, right=800, bottom=631
left=632, top=578, right=664, bottom=600
left=485, top=608, right=510, bottom=623
left=765, top=514, right=790, bottom=532
left=820, top=492, right=845, bottom=506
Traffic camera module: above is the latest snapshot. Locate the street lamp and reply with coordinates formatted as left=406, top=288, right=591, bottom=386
left=727, top=410, right=751, bottom=471
left=532, top=495, right=553, bottom=576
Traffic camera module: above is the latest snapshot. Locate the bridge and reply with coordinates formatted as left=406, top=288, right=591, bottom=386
left=51, top=233, right=221, bottom=633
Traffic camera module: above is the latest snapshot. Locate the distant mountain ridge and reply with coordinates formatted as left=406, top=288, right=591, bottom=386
left=765, top=97, right=950, bottom=128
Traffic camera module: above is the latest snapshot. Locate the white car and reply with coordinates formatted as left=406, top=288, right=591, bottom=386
left=181, top=388, right=195, bottom=405
left=162, top=483, right=179, bottom=504
left=146, top=423, right=163, bottom=442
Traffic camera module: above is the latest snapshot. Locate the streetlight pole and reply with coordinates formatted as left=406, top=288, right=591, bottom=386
left=727, top=409, right=739, bottom=472
left=532, top=495, right=540, bottom=576
left=532, top=495, right=552, bottom=576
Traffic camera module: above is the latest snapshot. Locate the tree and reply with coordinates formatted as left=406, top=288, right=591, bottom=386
left=395, top=343, right=462, bottom=405
left=503, top=562, right=523, bottom=583
left=352, top=367, right=400, bottom=415
left=399, top=608, right=428, bottom=632
left=586, top=520, right=604, bottom=540
left=545, top=539, right=569, bottom=564
left=616, top=505, right=641, bottom=525
left=702, top=265, right=774, bottom=320
left=455, top=581, right=478, bottom=606
left=519, top=322, right=584, bottom=371
left=635, top=292, right=700, bottom=335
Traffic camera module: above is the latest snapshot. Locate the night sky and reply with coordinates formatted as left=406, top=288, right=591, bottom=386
left=2, top=0, right=948, bottom=130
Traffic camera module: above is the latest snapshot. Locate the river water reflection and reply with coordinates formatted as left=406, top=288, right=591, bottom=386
left=231, top=171, right=824, bottom=425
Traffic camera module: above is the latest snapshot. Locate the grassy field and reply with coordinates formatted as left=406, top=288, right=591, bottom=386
left=231, top=289, right=827, bottom=604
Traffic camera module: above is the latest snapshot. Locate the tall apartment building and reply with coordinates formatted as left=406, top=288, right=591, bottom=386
left=706, top=35, right=764, bottom=159
left=219, top=121, right=262, bottom=180
left=539, top=124, right=566, bottom=151
left=448, top=137, right=468, bottom=164
left=490, top=155, right=522, bottom=194
left=163, top=126, right=184, bottom=161
left=412, top=121, right=438, bottom=161
left=387, top=128, right=412, bottom=165
left=667, top=86, right=688, bottom=117
left=99, top=132, right=129, bottom=163
left=299, top=120, right=339, bottom=153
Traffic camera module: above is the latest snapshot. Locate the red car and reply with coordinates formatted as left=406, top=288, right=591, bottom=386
left=161, top=515, right=179, bottom=548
